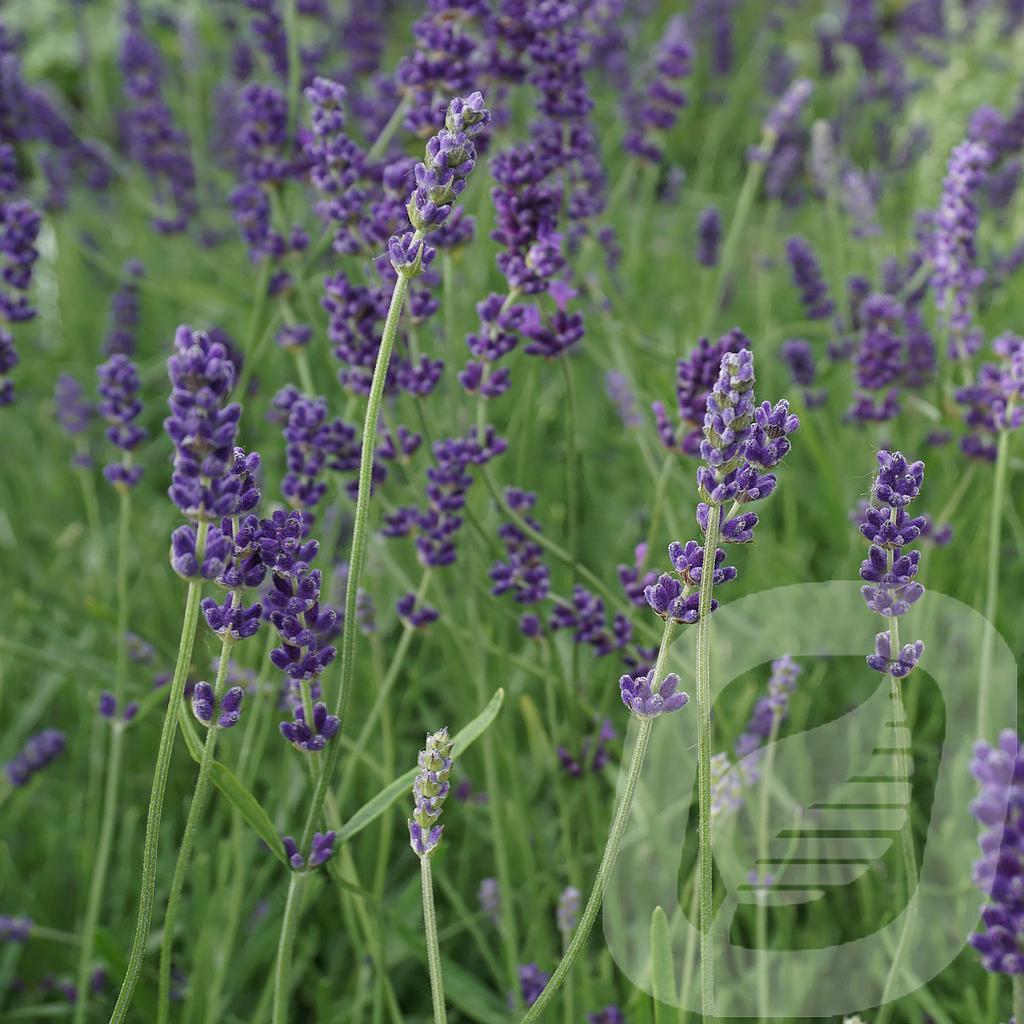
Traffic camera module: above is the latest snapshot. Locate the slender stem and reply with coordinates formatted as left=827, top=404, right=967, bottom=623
left=695, top=502, right=721, bottom=1023
left=521, top=620, right=676, bottom=1023
left=365, top=96, right=412, bottom=162
left=272, top=872, right=310, bottom=1024
left=977, top=428, right=1011, bottom=736
left=701, top=160, right=766, bottom=337
left=283, top=0, right=301, bottom=138
left=300, top=262, right=414, bottom=843
left=108, top=522, right=208, bottom=1024
left=755, top=715, right=782, bottom=1024
left=74, top=490, right=132, bottom=1024
left=559, top=357, right=579, bottom=561
left=420, top=857, right=448, bottom=1024
left=156, top=640, right=234, bottom=1024
left=1014, top=975, right=1024, bottom=1024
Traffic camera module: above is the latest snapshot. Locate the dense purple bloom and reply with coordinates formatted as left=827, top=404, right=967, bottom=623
left=517, top=963, right=551, bottom=1007
left=550, top=585, right=630, bottom=656
left=735, top=655, right=802, bottom=757
left=930, top=139, right=993, bottom=357
left=859, top=451, right=926, bottom=676
left=490, top=490, right=551, bottom=608
left=119, top=0, right=196, bottom=232
left=0, top=170, right=40, bottom=404
left=558, top=719, right=617, bottom=777
left=761, top=78, right=813, bottom=147
left=785, top=236, right=834, bottom=320
left=165, top=325, right=242, bottom=527
left=191, top=681, right=245, bottom=729
left=4, top=729, right=66, bottom=787
left=280, top=701, right=340, bottom=751
left=104, top=261, right=145, bottom=356
left=55, top=374, right=95, bottom=466
left=273, top=386, right=360, bottom=525
left=849, top=293, right=905, bottom=423
left=780, top=338, right=826, bottom=408
left=623, top=15, right=693, bottom=162
left=957, top=332, right=1024, bottom=461
left=97, top=354, right=146, bottom=488
left=620, top=668, right=689, bottom=718
left=696, top=205, right=721, bottom=267
left=654, top=329, right=747, bottom=455
left=409, top=727, right=454, bottom=857
left=968, top=730, right=1024, bottom=974
left=390, top=92, right=490, bottom=276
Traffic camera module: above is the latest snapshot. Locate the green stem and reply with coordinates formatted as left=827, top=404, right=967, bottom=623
left=420, top=857, right=448, bottom=1024
left=272, top=872, right=310, bottom=1024
left=755, top=715, right=782, bottom=1024
left=73, top=489, right=132, bottom=1024
left=365, top=96, right=412, bottom=163
left=559, top=357, right=579, bottom=561
left=695, top=502, right=721, bottom=1023
left=1013, top=975, right=1024, bottom=1024
left=520, top=620, right=676, bottom=1023
left=283, top=0, right=301, bottom=138
left=701, top=160, right=766, bottom=337
left=108, top=522, right=209, bottom=1024
left=977, top=428, right=1010, bottom=736
left=156, top=639, right=234, bottom=1024
left=291, top=244, right=417, bottom=911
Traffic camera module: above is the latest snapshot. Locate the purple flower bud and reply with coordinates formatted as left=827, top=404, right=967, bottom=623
left=619, top=669, right=689, bottom=718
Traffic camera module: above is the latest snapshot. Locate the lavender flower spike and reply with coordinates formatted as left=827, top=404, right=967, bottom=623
left=409, top=727, right=454, bottom=857
left=390, top=92, right=490, bottom=277
left=4, top=730, right=66, bottom=787
left=859, top=450, right=926, bottom=678
left=620, top=668, right=689, bottom=718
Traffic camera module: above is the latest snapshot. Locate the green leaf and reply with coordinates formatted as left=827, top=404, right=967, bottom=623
left=650, top=905, right=676, bottom=1023
left=337, top=687, right=504, bottom=844
left=208, top=760, right=287, bottom=866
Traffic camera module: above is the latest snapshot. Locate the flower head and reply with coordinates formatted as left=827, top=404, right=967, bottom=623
left=409, top=727, right=454, bottom=857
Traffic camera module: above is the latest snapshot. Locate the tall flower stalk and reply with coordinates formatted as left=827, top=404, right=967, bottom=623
left=74, top=355, right=146, bottom=1023
left=156, top=450, right=263, bottom=1024
left=857, top=450, right=927, bottom=1023
left=270, top=93, right=491, bottom=1024
left=109, top=328, right=244, bottom=1023
left=692, top=349, right=799, bottom=1021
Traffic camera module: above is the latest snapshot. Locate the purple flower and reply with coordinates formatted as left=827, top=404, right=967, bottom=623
left=279, top=701, right=340, bottom=752
left=104, top=261, right=145, bottom=356
left=409, top=727, right=454, bottom=857
left=478, top=877, right=500, bottom=926
left=957, top=332, right=1024, bottom=461
left=389, top=92, right=490, bottom=276
left=556, top=886, right=581, bottom=934
left=859, top=450, right=926, bottom=677
left=4, top=729, right=66, bottom=787
left=396, top=593, right=439, bottom=629
left=930, top=139, right=993, bottom=355
left=282, top=831, right=336, bottom=871
left=785, top=236, right=834, bottom=320
left=623, top=15, right=694, bottom=162
left=119, top=1, right=196, bottom=232
left=0, top=916, right=32, bottom=942
left=550, top=585, right=630, bottom=656
left=734, top=655, right=802, bottom=757
left=164, top=326, right=242, bottom=526
left=620, top=668, right=689, bottom=718
left=517, top=963, right=551, bottom=1008
left=968, top=730, right=1024, bottom=974
left=588, top=1008, right=625, bottom=1024
left=97, top=354, right=146, bottom=488
left=696, top=205, right=721, bottom=267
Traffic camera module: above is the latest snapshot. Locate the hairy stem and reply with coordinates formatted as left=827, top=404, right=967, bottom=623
left=299, top=253, right=416, bottom=850
left=272, top=871, right=310, bottom=1024
left=755, top=713, right=783, bottom=1024
left=108, top=521, right=209, bottom=1024
left=695, top=501, right=721, bottom=1023
left=156, top=638, right=234, bottom=1024
left=977, top=428, right=1010, bottom=736
left=520, top=620, right=676, bottom=1023
left=420, top=857, right=448, bottom=1024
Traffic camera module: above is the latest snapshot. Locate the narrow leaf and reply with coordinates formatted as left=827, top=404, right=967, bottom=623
left=208, top=760, right=287, bottom=865
left=337, top=687, right=504, bottom=844
left=650, top=904, right=676, bottom=1023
